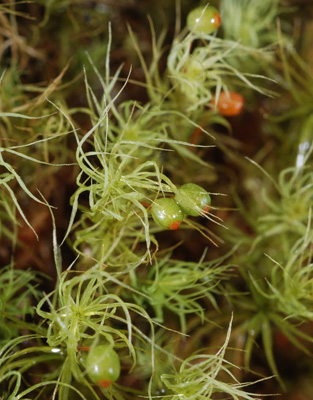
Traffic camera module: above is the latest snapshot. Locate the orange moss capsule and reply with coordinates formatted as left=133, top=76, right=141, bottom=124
left=211, top=91, right=244, bottom=117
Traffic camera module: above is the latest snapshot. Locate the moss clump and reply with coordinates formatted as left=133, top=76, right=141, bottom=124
left=2, top=1, right=313, bottom=399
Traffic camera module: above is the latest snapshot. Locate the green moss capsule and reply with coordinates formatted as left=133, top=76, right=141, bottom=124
left=175, top=183, right=211, bottom=217
left=86, top=344, right=121, bottom=388
left=151, top=198, right=184, bottom=230
left=187, top=6, right=221, bottom=35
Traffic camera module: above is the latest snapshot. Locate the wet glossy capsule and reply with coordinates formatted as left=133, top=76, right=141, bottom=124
left=86, top=344, right=120, bottom=388
left=211, top=91, right=244, bottom=116
left=187, top=6, right=221, bottom=35
left=151, top=198, right=184, bottom=230
left=175, top=183, right=211, bottom=217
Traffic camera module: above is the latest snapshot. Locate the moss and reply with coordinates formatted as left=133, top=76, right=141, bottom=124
left=1, top=1, right=313, bottom=399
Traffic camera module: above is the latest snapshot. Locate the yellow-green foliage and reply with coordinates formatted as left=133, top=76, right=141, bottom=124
left=2, top=1, right=313, bottom=399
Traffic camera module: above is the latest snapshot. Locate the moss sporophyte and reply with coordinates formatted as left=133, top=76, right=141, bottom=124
left=175, top=183, right=211, bottom=216
left=187, top=6, right=222, bottom=35
left=210, top=91, right=244, bottom=117
left=85, top=345, right=121, bottom=388
left=150, top=183, right=212, bottom=230
left=151, top=198, right=184, bottom=230
left=2, top=1, right=313, bottom=399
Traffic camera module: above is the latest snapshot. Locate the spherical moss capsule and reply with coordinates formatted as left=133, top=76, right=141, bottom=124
left=86, top=344, right=121, bottom=388
left=151, top=198, right=184, bottom=230
left=187, top=6, right=221, bottom=35
left=211, top=91, right=244, bottom=117
left=175, top=183, right=211, bottom=217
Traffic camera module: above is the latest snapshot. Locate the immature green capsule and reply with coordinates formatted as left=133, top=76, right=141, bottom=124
left=187, top=6, right=221, bottom=34
left=151, top=198, right=184, bottom=230
left=175, top=183, right=211, bottom=217
left=86, top=344, right=121, bottom=388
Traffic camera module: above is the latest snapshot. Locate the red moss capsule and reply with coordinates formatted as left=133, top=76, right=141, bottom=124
left=211, top=91, right=244, bottom=117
